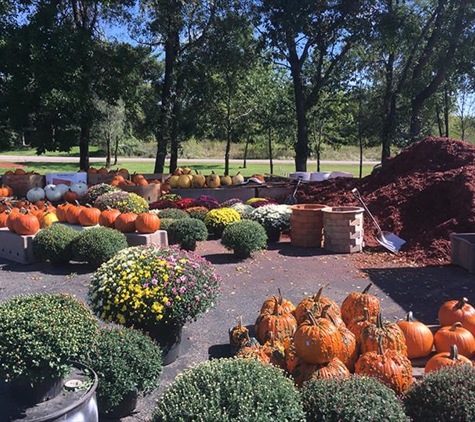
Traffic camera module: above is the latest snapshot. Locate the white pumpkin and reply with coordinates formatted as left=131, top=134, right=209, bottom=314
left=70, top=182, right=88, bottom=198
left=56, top=183, right=70, bottom=195
left=232, top=172, right=245, bottom=185
left=44, top=185, right=63, bottom=202
left=26, top=187, right=45, bottom=203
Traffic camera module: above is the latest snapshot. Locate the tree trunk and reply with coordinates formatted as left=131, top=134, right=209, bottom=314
left=268, top=127, right=273, bottom=175
left=243, top=137, right=250, bottom=169
left=381, top=52, right=395, bottom=162
left=113, top=135, right=119, bottom=166
left=79, top=123, right=90, bottom=171
left=287, top=37, right=308, bottom=172
left=105, top=134, right=111, bottom=168
left=444, top=84, right=450, bottom=138
left=435, top=101, right=444, bottom=137
left=169, top=73, right=184, bottom=174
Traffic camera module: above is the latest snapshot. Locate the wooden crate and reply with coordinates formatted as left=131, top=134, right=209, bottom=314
left=0, top=228, right=39, bottom=264
left=2, top=175, right=45, bottom=197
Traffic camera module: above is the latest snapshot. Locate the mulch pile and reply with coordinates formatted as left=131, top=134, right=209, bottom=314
left=291, top=137, right=475, bottom=266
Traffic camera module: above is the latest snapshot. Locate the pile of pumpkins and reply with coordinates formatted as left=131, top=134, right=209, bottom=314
left=230, top=284, right=475, bottom=392
left=26, top=182, right=89, bottom=204
left=167, top=168, right=264, bottom=189
left=0, top=185, right=14, bottom=198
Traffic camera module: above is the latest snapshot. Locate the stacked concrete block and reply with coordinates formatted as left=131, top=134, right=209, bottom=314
left=0, top=228, right=39, bottom=264
left=290, top=204, right=326, bottom=247
left=322, top=206, right=364, bottom=254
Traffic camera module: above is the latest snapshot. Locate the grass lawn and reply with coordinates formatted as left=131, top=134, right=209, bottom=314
left=0, top=160, right=374, bottom=178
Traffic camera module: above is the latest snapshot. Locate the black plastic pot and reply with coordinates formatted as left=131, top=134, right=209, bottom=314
left=1, top=362, right=99, bottom=422
left=146, top=321, right=183, bottom=366
left=99, top=390, right=138, bottom=419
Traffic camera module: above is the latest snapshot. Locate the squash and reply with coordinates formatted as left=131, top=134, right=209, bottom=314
left=40, top=210, right=59, bottom=228
left=396, top=311, right=434, bottom=359
left=220, top=175, right=232, bottom=186
left=26, top=187, right=45, bottom=203
left=70, top=182, right=88, bottom=199
left=192, top=172, right=206, bottom=188
left=425, top=344, right=472, bottom=373
left=206, top=171, right=220, bottom=188
left=434, top=322, right=475, bottom=358
left=355, top=340, right=413, bottom=394
left=177, top=174, right=192, bottom=189
left=295, top=286, right=342, bottom=325
left=229, top=316, right=250, bottom=350
left=260, top=288, right=295, bottom=315
left=236, top=332, right=286, bottom=370
left=168, top=175, right=180, bottom=188
left=44, top=184, right=63, bottom=202
left=341, top=283, right=380, bottom=325
left=99, top=208, right=121, bottom=228
left=78, top=204, right=101, bottom=226
left=293, top=307, right=342, bottom=365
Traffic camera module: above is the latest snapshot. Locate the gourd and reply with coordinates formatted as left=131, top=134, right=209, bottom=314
left=254, top=300, right=297, bottom=344
left=135, top=213, right=160, bottom=234
left=220, top=175, right=232, bottom=186
left=355, top=339, right=413, bottom=394
left=39, top=210, right=59, bottom=228
left=360, top=312, right=407, bottom=356
left=396, top=311, right=434, bottom=359
left=206, top=171, right=220, bottom=188
left=232, top=172, right=245, bottom=185
left=192, top=172, right=206, bottom=188
left=114, top=212, right=138, bottom=233
left=229, top=316, right=250, bottom=350
left=293, top=307, right=342, bottom=365
left=341, top=283, right=380, bottom=325
left=236, top=332, right=286, bottom=370
left=168, top=175, right=180, bottom=188
left=177, top=174, right=192, bottom=189
left=424, top=344, right=472, bottom=373
left=26, top=187, right=45, bottom=203
left=434, top=322, right=475, bottom=358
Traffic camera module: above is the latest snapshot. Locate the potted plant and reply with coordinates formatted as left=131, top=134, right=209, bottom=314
left=84, top=326, right=163, bottom=418
left=249, top=204, right=292, bottom=241
left=88, top=245, right=222, bottom=365
left=94, top=191, right=149, bottom=214
left=167, top=218, right=208, bottom=250
left=0, top=293, right=99, bottom=405
left=221, top=220, right=268, bottom=259
left=203, top=207, right=241, bottom=238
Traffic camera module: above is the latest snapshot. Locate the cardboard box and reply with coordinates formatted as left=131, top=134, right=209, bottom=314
left=87, top=173, right=118, bottom=186
left=121, top=184, right=161, bottom=203
left=0, top=228, right=39, bottom=264
left=45, top=172, right=87, bottom=186
left=2, top=174, right=46, bottom=197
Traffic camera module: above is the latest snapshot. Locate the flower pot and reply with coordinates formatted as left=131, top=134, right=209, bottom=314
left=234, top=249, right=251, bottom=259
left=290, top=204, right=326, bottom=247
left=100, top=390, right=138, bottom=419
left=266, top=228, right=281, bottom=243
left=145, top=321, right=183, bottom=366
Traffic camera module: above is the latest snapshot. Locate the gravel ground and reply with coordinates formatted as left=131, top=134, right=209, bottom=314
left=1, top=238, right=474, bottom=421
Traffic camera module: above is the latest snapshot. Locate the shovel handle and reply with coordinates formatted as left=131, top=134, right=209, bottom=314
left=351, top=188, right=383, bottom=233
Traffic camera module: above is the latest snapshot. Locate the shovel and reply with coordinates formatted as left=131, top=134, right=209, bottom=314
left=351, top=188, right=406, bottom=253
left=285, top=178, right=302, bottom=205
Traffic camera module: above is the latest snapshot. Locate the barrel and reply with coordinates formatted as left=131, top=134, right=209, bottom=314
left=290, top=204, right=326, bottom=247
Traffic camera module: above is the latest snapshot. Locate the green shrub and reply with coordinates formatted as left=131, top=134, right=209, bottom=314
left=84, top=326, right=162, bottom=415
left=301, top=375, right=409, bottom=422
left=71, top=227, right=128, bottom=267
left=221, top=220, right=267, bottom=258
left=203, top=207, right=241, bottom=237
left=32, top=224, right=79, bottom=264
left=0, top=293, right=99, bottom=383
left=159, top=218, right=175, bottom=232
left=404, top=364, right=475, bottom=422
left=153, top=358, right=304, bottom=422
left=157, top=208, right=190, bottom=220
left=168, top=219, right=208, bottom=250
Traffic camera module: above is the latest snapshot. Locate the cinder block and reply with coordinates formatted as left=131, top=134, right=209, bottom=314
left=125, top=230, right=168, bottom=247
left=0, top=228, right=39, bottom=264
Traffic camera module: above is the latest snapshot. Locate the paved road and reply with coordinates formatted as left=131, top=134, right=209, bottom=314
left=0, top=155, right=380, bottom=166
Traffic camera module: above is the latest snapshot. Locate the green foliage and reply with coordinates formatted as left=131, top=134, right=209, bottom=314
left=153, top=358, right=305, bottom=422
left=221, top=220, right=267, bottom=258
left=0, top=293, right=99, bottom=383
left=32, top=223, right=79, bottom=264
left=83, top=183, right=121, bottom=205
left=156, top=208, right=190, bottom=220
left=203, top=207, right=241, bottom=237
left=301, top=375, right=409, bottom=422
left=167, top=219, right=208, bottom=250
left=71, top=226, right=128, bottom=267
left=185, top=206, right=209, bottom=220
left=158, top=218, right=175, bottom=231
left=84, top=326, right=162, bottom=414
left=403, top=364, right=475, bottom=422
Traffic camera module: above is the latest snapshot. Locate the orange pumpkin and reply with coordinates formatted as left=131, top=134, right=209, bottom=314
left=434, top=322, right=475, bottom=358
left=328, top=313, right=357, bottom=372
left=64, top=189, right=79, bottom=204
left=397, top=311, right=434, bottom=359
left=229, top=316, right=250, bottom=351
left=0, top=185, right=13, bottom=197
left=0, top=211, right=8, bottom=228
left=295, top=286, right=342, bottom=325
left=65, top=202, right=85, bottom=225
left=135, top=213, right=160, bottom=234
left=132, top=173, right=146, bottom=184
left=99, top=208, right=121, bottom=228
left=14, top=168, right=26, bottom=175
left=438, top=297, right=475, bottom=337
left=97, top=167, right=109, bottom=174
left=87, top=167, right=98, bottom=174
left=236, top=333, right=286, bottom=370
left=346, top=307, right=373, bottom=348
left=360, top=312, right=407, bottom=356
left=260, top=288, right=295, bottom=315
left=6, top=208, right=20, bottom=232
left=136, top=178, right=149, bottom=186
left=114, top=212, right=138, bottom=233
left=293, top=307, right=342, bottom=365
left=15, top=210, right=40, bottom=235
left=341, top=283, right=380, bottom=325
left=291, top=356, right=350, bottom=388
left=78, top=205, right=101, bottom=226
left=355, top=340, right=413, bottom=394
left=425, top=344, right=472, bottom=374
left=56, top=203, right=72, bottom=222
left=254, top=300, right=298, bottom=344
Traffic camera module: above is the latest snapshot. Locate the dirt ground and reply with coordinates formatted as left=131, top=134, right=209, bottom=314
left=1, top=238, right=474, bottom=421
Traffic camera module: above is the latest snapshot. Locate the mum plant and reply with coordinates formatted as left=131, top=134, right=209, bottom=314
left=185, top=206, right=209, bottom=220
left=229, top=202, right=254, bottom=219
left=249, top=204, right=292, bottom=232
left=175, top=198, right=195, bottom=209
left=203, top=207, right=241, bottom=237
left=94, top=191, right=149, bottom=214
left=88, top=245, right=222, bottom=328
left=220, top=198, right=243, bottom=208
left=167, top=219, right=208, bottom=250
left=84, top=326, right=163, bottom=416
left=149, top=199, right=179, bottom=210
left=83, top=183, right=121, bottom=205
left=191, top=194, right=220, bottom=210
left=159, top=193, right=182, bottom=201
left=221, top=220, right=267, bottom=258
left=154, top=208, right=190, bottom=220
left=0, top=293, right=99, bottom=384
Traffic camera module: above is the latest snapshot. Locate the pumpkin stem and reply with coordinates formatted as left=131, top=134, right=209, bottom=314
left=406, top=311, right=414, bottom=322
left=363, top=283, right=373, bottom=295
left=377, top=337, right=385, bottom=356
left=313, top=287, right=323, bottom=302
left=327, top=312, right=338, bottom=326
left=272, top=297, right=279, bottom=315
left=455, top=298, right=469, bottom=310
left=449, top=344, right=461, bottom=361
left=376, top=312, right=383, bottom=329
left=320, top=304, right=332, bottom=319
left=236, top=315, right=243, bottom=329
left=449, top=322, right=463, bottom=331
left=277, top=288, right=283, bottom=305
left=363, top=307, right=370, bottom=321
left=306, top=310, right=318, bottom=326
